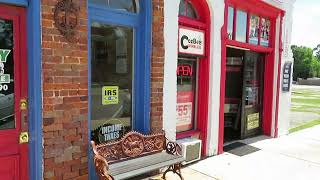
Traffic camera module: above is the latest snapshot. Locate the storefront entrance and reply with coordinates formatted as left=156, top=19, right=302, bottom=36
left=224, top=47, right=265, bottom=142
left=0, top=5, right=29, bottom=180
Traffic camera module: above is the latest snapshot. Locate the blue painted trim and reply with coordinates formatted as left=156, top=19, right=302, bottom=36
left=134, top=0, right=152, bottom=133
left=0, top=0, right=28, bottom=6
left=88, top=0, right=152, bottom=179
left=89, top=5, right=139, bottom=27
left=87, top=9, right=98, bottom=180
left=27, top=0, right=42, bottom=180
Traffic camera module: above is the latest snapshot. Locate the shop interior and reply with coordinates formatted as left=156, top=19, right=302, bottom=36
left=224, top=47, right=265, bottom=143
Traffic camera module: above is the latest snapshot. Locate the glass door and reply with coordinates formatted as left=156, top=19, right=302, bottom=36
left=241, top=51, right=264, bottom=138
left=0, top=6, right=29, bottom=180
left=90, top=22, right=134, bottom=144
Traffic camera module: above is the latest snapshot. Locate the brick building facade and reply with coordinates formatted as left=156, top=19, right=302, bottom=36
left=0, top=0, right=294, bottom=179
left=41, top=0, right=89, bottom=179
left=41, top=0, right=164, bottom=179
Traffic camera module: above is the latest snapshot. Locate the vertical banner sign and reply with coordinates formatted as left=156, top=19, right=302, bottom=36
left=0, top=49, right=11, bottom=91
left=282, top=62, right=292, bottom=92
left=176, top=91, right=194, bottom=129
left=178, top=26, right=205, bottom=56
left=102, top=86, right=119, bottom=105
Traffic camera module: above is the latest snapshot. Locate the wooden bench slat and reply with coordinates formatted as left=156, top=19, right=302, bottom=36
left=110, top=152, right=184, bottom=180
left=110, top=152, right=184, bottom=179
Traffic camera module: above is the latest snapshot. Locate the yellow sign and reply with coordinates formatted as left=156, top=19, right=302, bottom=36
left=247, top=113, right=260, bottom=130
left=19, top=132, right=29, bottom=144
left=102, top=86, right=119, bottom=105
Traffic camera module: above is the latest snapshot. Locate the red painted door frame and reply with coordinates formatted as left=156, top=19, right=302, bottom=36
left=0, top=5, right=29, bottom=179
left=219, top=0, right=284, bottom=154
left=176, top=0, right=211, bottom=156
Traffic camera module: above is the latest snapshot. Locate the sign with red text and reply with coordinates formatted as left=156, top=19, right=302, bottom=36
left=176, top=91, right=194, bottom=130
left=178, top=26, right=205, bottom=56
left=177, top=64, right=193, bottom=77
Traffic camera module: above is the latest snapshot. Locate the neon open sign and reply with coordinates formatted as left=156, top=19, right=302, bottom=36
left=177, top=65, right=193, bottom=76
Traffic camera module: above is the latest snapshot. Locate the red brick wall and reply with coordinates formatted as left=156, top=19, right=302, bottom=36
left=41, top=0, right=88, bottom=179
left=41, top=0, right=165, bottom=179
left=150, top=0, right=165, bottom=133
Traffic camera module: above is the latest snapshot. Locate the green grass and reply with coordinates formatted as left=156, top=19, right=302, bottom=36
left=290, top=88, right=320, bottom=133
left=289, top=119, right=320, bottom=133
left=291, top=98, right=320, bottom=106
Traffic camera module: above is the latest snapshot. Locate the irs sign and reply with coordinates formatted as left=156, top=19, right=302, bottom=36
left=102, top=86, right=119, bottom=105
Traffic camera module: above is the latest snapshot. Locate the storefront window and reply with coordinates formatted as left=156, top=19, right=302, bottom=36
left=260, top=18, right=270, bottom=47
left=235, top=9, right=247, bottom=43
left=89, top=0, right=137, bottom=13
left=176, top=58, right=197, bottom=133
left=179, top=0, right=198, bottom=19
left=90, top=22, right=134, bottom=144
left=249, top=14, right=259, bottom=45
left=227, top=6, right=234, bottom=40
left=0, top=19, right=14, bottom=130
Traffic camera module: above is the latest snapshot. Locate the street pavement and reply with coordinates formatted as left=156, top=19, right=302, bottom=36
left=149, top=125, right=320, bottom=180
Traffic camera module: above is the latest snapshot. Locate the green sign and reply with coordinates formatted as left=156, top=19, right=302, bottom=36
left=0, top=49, right=11, bottom=63
left=0, top=74, right=10, bottom=83
left=102, top=86, right=119, bottom=105
left=247, top=113, right=259, bottom=130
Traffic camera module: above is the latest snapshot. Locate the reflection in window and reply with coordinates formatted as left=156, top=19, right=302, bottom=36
left=91, top=22, right=134, bottom=144
left=236, top=10, right=247, bottom=43
left=227, top=6, right=234, bottom=40
left=90, top=0, right=137, bottom=13
left=179, top=0, right=198, bottom=19
left=0, top=19, right=15, bottom=130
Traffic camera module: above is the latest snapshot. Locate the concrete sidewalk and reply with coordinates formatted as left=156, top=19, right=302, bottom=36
left=151, top=125, right=320, bottom=180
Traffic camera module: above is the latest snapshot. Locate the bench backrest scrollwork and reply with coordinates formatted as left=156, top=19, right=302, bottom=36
left=91, top=131, right=166, bottom=164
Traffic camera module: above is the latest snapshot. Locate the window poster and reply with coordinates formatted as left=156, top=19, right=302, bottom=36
left=249, top=14, right=259, bottom=45
left=247, top=113, right=260, bottom=130
left=102, top=86, right=119, bottom=105
left=260, top=18, right=270, bottom=47
left=176, top=91, right=194, bottom=131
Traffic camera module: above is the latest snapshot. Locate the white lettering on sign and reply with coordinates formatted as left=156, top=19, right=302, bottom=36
left=0, top=63, right=4, bottom=74
left=101, top=124, right=123, bottom=141
left=178, top=27, right=205, bottom=56
left=0, top=84, right=8, bottom=91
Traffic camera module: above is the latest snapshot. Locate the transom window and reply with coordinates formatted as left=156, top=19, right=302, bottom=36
left=90, top=0, right=137, bottom=13
left=227, top=6, right=271, bottom=47
left=179, top=0, right=198, bottom=19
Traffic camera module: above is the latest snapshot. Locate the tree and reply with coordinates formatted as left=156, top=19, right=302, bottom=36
left=291, top=45, right=316, bottom=80
left=313, top=44, right=320, bottom=60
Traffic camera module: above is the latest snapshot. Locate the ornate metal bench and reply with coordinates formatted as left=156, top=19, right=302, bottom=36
left=91, top=131, right=184, bottom=180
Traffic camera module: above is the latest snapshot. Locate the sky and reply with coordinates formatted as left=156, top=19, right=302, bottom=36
left=291, top=0, right=320, bottom=48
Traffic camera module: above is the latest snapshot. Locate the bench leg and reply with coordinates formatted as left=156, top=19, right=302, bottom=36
left=162, top=163, right=183, bottom=180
